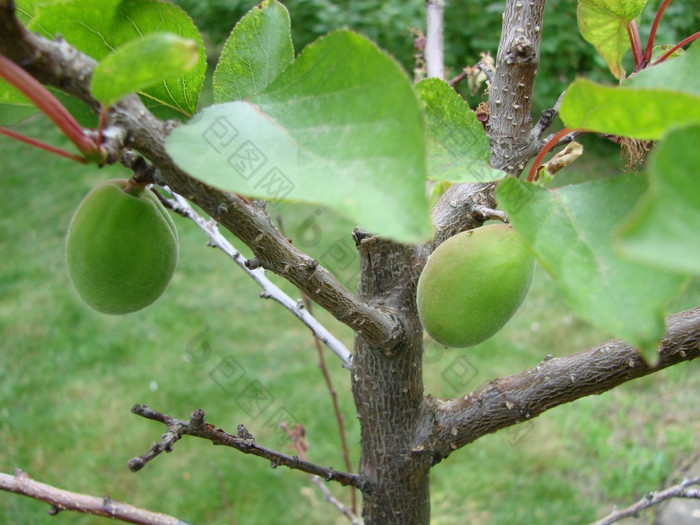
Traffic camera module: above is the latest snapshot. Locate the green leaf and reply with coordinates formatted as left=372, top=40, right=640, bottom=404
left=213, top=0, right=294, bottom=103
left=627, top=43, right=700, bottom=97
left=415, top=78, right=504, bottom=183
left=614, top=125, right=700, bottom=275
left=577, top=0, right=647, bottom=79
left=560, top=78, right=700, bottom=140
left=15, top=0, right=59, bottom=25
left=496, top=175, right=687, bottom=361
left=167, top=31, right=431, bottom=243
left=30, top=0, right=206, bottom=119
left=0, top=105, right=37, bottom=125
left=91, top=33, right=199, bottom=107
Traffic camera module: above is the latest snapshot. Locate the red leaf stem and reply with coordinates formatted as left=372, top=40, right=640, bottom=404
left=652, top=31, right=700, bottom=65
left=0, top=126, right=87, bottom=163
left=0, top=54, right=97, bottom=156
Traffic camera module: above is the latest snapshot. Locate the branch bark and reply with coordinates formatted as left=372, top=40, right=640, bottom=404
left=425, top=306, right=700, bottom=461
left=129, top=405, right=363, bottom=489
left=0, top=1, right=400, bottom=351
left=0, top=470, right=190, bottom=525
left=488, top=0, right=546, bottom=174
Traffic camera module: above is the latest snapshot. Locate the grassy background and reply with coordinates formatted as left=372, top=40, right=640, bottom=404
left=1, top=115, right=698, bottom=525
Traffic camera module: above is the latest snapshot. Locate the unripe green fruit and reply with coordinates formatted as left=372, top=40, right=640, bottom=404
left=65, top=179, right=178, bottom=314
left=417, top=223, right=535, bottom=347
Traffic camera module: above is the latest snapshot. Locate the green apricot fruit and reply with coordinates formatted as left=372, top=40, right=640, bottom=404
left=417, top=223, right=535, bottom=347
left=65, top=179, right=178, bottom=314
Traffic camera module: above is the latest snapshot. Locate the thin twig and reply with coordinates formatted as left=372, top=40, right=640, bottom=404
left=128, top=405, right=363, bottom=489
left=281, top=423, right=362, bottom=525
left=591, top=476, right=700, bottom=525
left=301, top=295, right=357, bottom=512
left=533, top=90, right=566, bottom=140
left=0, top=470, right=190, bottom=525
left=210, top=462, right=237, bottom=525
left=158, top=188, right=353, bottom=370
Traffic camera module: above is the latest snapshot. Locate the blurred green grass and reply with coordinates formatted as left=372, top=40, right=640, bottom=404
left=1, top=117, right=698, bottom=525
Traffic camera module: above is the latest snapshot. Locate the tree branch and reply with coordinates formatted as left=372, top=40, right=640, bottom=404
left=0, top=1, right=402, bottom=351
left=158, top=188, right=353, bottom=369
left=128, top=405, right=364, bottom=489
left=0, top=470, right=190, bottom=525
left=488, top=0, right=546, bottom=174
left=425, top=306, right=700, bottom=462
left=591, top=476, right=700, bottom=525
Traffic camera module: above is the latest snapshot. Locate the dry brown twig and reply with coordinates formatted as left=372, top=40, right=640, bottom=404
left=281, top=423, right=362, bottom=525
left=0, top=470, right=190, bottom=524
left=128, top=404, right=363, bottom=489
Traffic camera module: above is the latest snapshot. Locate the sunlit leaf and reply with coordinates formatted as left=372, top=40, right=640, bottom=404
left=415, top=78, right=504, bottom=183
left=167, top=31, right=431, bottom=242
left=577, top=0, right=647, bottom=78
left=560, top=78, right=700, bottom=140
left=31, top=0, right=206, bottom=119
left=91, top=34, right=199, bottom=107
left=213, top=0, right=294, bottom=103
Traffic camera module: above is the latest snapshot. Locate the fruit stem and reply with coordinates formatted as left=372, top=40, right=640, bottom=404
left=122, top=176, right=149, bottom=196
left=643, top=0, right=673, bottom=65
left=652, top=31, right=700, bottom=65
left=0, top=126, right=87, bottom=163
left=0, top=54, right=98, bottom=158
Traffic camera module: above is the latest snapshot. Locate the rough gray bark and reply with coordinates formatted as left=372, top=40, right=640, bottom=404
left=351, top=234, right=432, bottom=524
left=488, top=0, right=546, bottom=174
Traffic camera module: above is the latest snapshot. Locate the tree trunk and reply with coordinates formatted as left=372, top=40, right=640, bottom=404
left=351, top=232, right=432, bottom=524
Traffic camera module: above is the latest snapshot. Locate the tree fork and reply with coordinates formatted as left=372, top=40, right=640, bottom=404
left=351, top=232, right=432, bottom=524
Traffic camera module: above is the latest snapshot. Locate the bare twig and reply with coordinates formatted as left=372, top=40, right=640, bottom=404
left=591, top=476, right=700, bottom=525
left=129, top=405, right=363, bottom=489
left=425, top=0, right=445, bottom=79
left=0, top=470, right=190, bottom=525
left=533, top=90, right=566, bottom=140
left=161, top=189, right=353, bottom=369
left=476, top=57, right=495, bottom=83
left=210, top=462, right=236, bottom=525
left=300, top=294, right=357, bottom=510
left=281, top=423, right=362, bottom=525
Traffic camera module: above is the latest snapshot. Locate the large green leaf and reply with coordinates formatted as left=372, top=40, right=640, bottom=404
left=626, top=42, right=700, bottom=97
left=167, top=31, right=431, bottom=242
left=30, top=0, right=206, bottom=119
left=560, top=78, right=700, bottom=140
left=91, top=33, right=199, bottom=107
left=213, top=0, right=294, bottom=103
left=496, top=176, right=687, bottom=361
left=614, top=125, right=700, bottom=275
left=415, top=78, right=504, bottom=183
left=577, top=0, right=647, bottom=79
